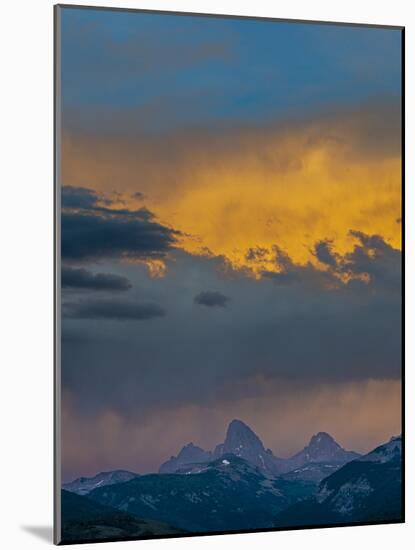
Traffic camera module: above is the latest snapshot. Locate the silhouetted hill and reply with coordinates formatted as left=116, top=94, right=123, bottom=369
left=60, top=489, right=184, bottom=542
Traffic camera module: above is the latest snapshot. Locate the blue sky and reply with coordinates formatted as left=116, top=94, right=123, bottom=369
left=60, top=7, right=402, bottom=130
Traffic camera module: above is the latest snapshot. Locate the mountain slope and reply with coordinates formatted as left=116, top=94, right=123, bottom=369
left=89, top=455, right=314, bottom=533
left=274, top=436, right=402, bottom=527
left=159, top=443, right=212, bottom=474
left=286, top=432, right=360, bottom=471
left=60, top=489, right=184, bottom=542
left=63, top=470, right=139, bottom=496
left=316, top=436, right=402, bottom=522
left=280, top=461, right=344, bottom=483
left=279, top=432, right=361, bottom=482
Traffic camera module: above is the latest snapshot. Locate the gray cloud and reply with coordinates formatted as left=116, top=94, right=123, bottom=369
left=262, top=246, right=338, bottom=288
left=62, top=266, right=132, bottom=292
left=263, top=233, right=401, bottom=294
left=63, top=298, right=166, bottom=321
left=62, top=184, right=151, bottom=218
left=62, top=233, right=401, bottom=425
left=314, top=239, right=338, bottom=268
left=343, top=231, right=401, bottom=292
left=61, top=186, right=179, bottom=262
left=194, top=290, right=230, bottom=308
left=62, top=185, right=102, bottom=209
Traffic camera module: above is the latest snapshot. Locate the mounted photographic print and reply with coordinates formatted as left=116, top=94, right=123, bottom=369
left=54, top=4, right=404, bottom=545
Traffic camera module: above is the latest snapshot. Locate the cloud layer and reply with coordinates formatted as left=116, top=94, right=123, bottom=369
left=62, top=99, right=401, bottom=275
left=62, top=266, right=132, bottom=291
left=194, top=290, right=230, bottom=308
left=63, top=298, right=166, bottom=321
left=61, top=185, right=179, bottom=263
left=61, top=234, right=401, bottom=426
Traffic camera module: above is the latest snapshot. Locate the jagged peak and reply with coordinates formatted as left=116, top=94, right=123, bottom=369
left=228, top=418, right=252, bottom=430
left=177, top=442, right=209, bottom=458
left=309, top=432, right=339, bottom=447
left=221, top=418, right=271, bottom=466
left=226, top=419, right=260, bottom=437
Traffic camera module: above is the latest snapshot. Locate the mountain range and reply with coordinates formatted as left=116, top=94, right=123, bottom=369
left=159, top=419, right=360, bottom=480
left=86, top=454, right=315, bottom=533
left=61, top=419, right=402, bottom=542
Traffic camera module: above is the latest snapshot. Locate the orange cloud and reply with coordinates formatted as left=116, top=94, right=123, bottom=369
left=61, top=100, right=401, bottom=276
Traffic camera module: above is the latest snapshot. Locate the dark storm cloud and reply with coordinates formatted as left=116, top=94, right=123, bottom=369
left=62, top=185, right=149, bottom=217
left=342, top=231, right=401, bottom=291
left=262, top=246, right=338, bottom=288
left=62, top=266, right=132, bottom=291
left=314, top=239, right=338, bottom=268
left=61, top=234, right=401, bottom=425
left=194, top=290, right=230, bottom=308
left=264, top=233, right=401, bottom=293
left=62, top=185, right=101, bottom=209
left=61, top=186, right=179, bottom=262
left=63, top=298, right=166, bottom=321
left=61, top=211, right=176, bottom=261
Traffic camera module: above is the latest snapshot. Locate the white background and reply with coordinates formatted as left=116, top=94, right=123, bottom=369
left=0, top=0, right=412, bottom=548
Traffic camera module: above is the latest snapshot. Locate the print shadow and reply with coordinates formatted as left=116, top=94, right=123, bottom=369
left=21, top=525, right=53, bottom=543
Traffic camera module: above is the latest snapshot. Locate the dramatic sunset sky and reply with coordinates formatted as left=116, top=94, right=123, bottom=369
left=58, top=7, right=402, bottom=481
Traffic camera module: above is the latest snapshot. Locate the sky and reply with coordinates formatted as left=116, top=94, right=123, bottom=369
left=58, top=6, right=402, bottom=482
